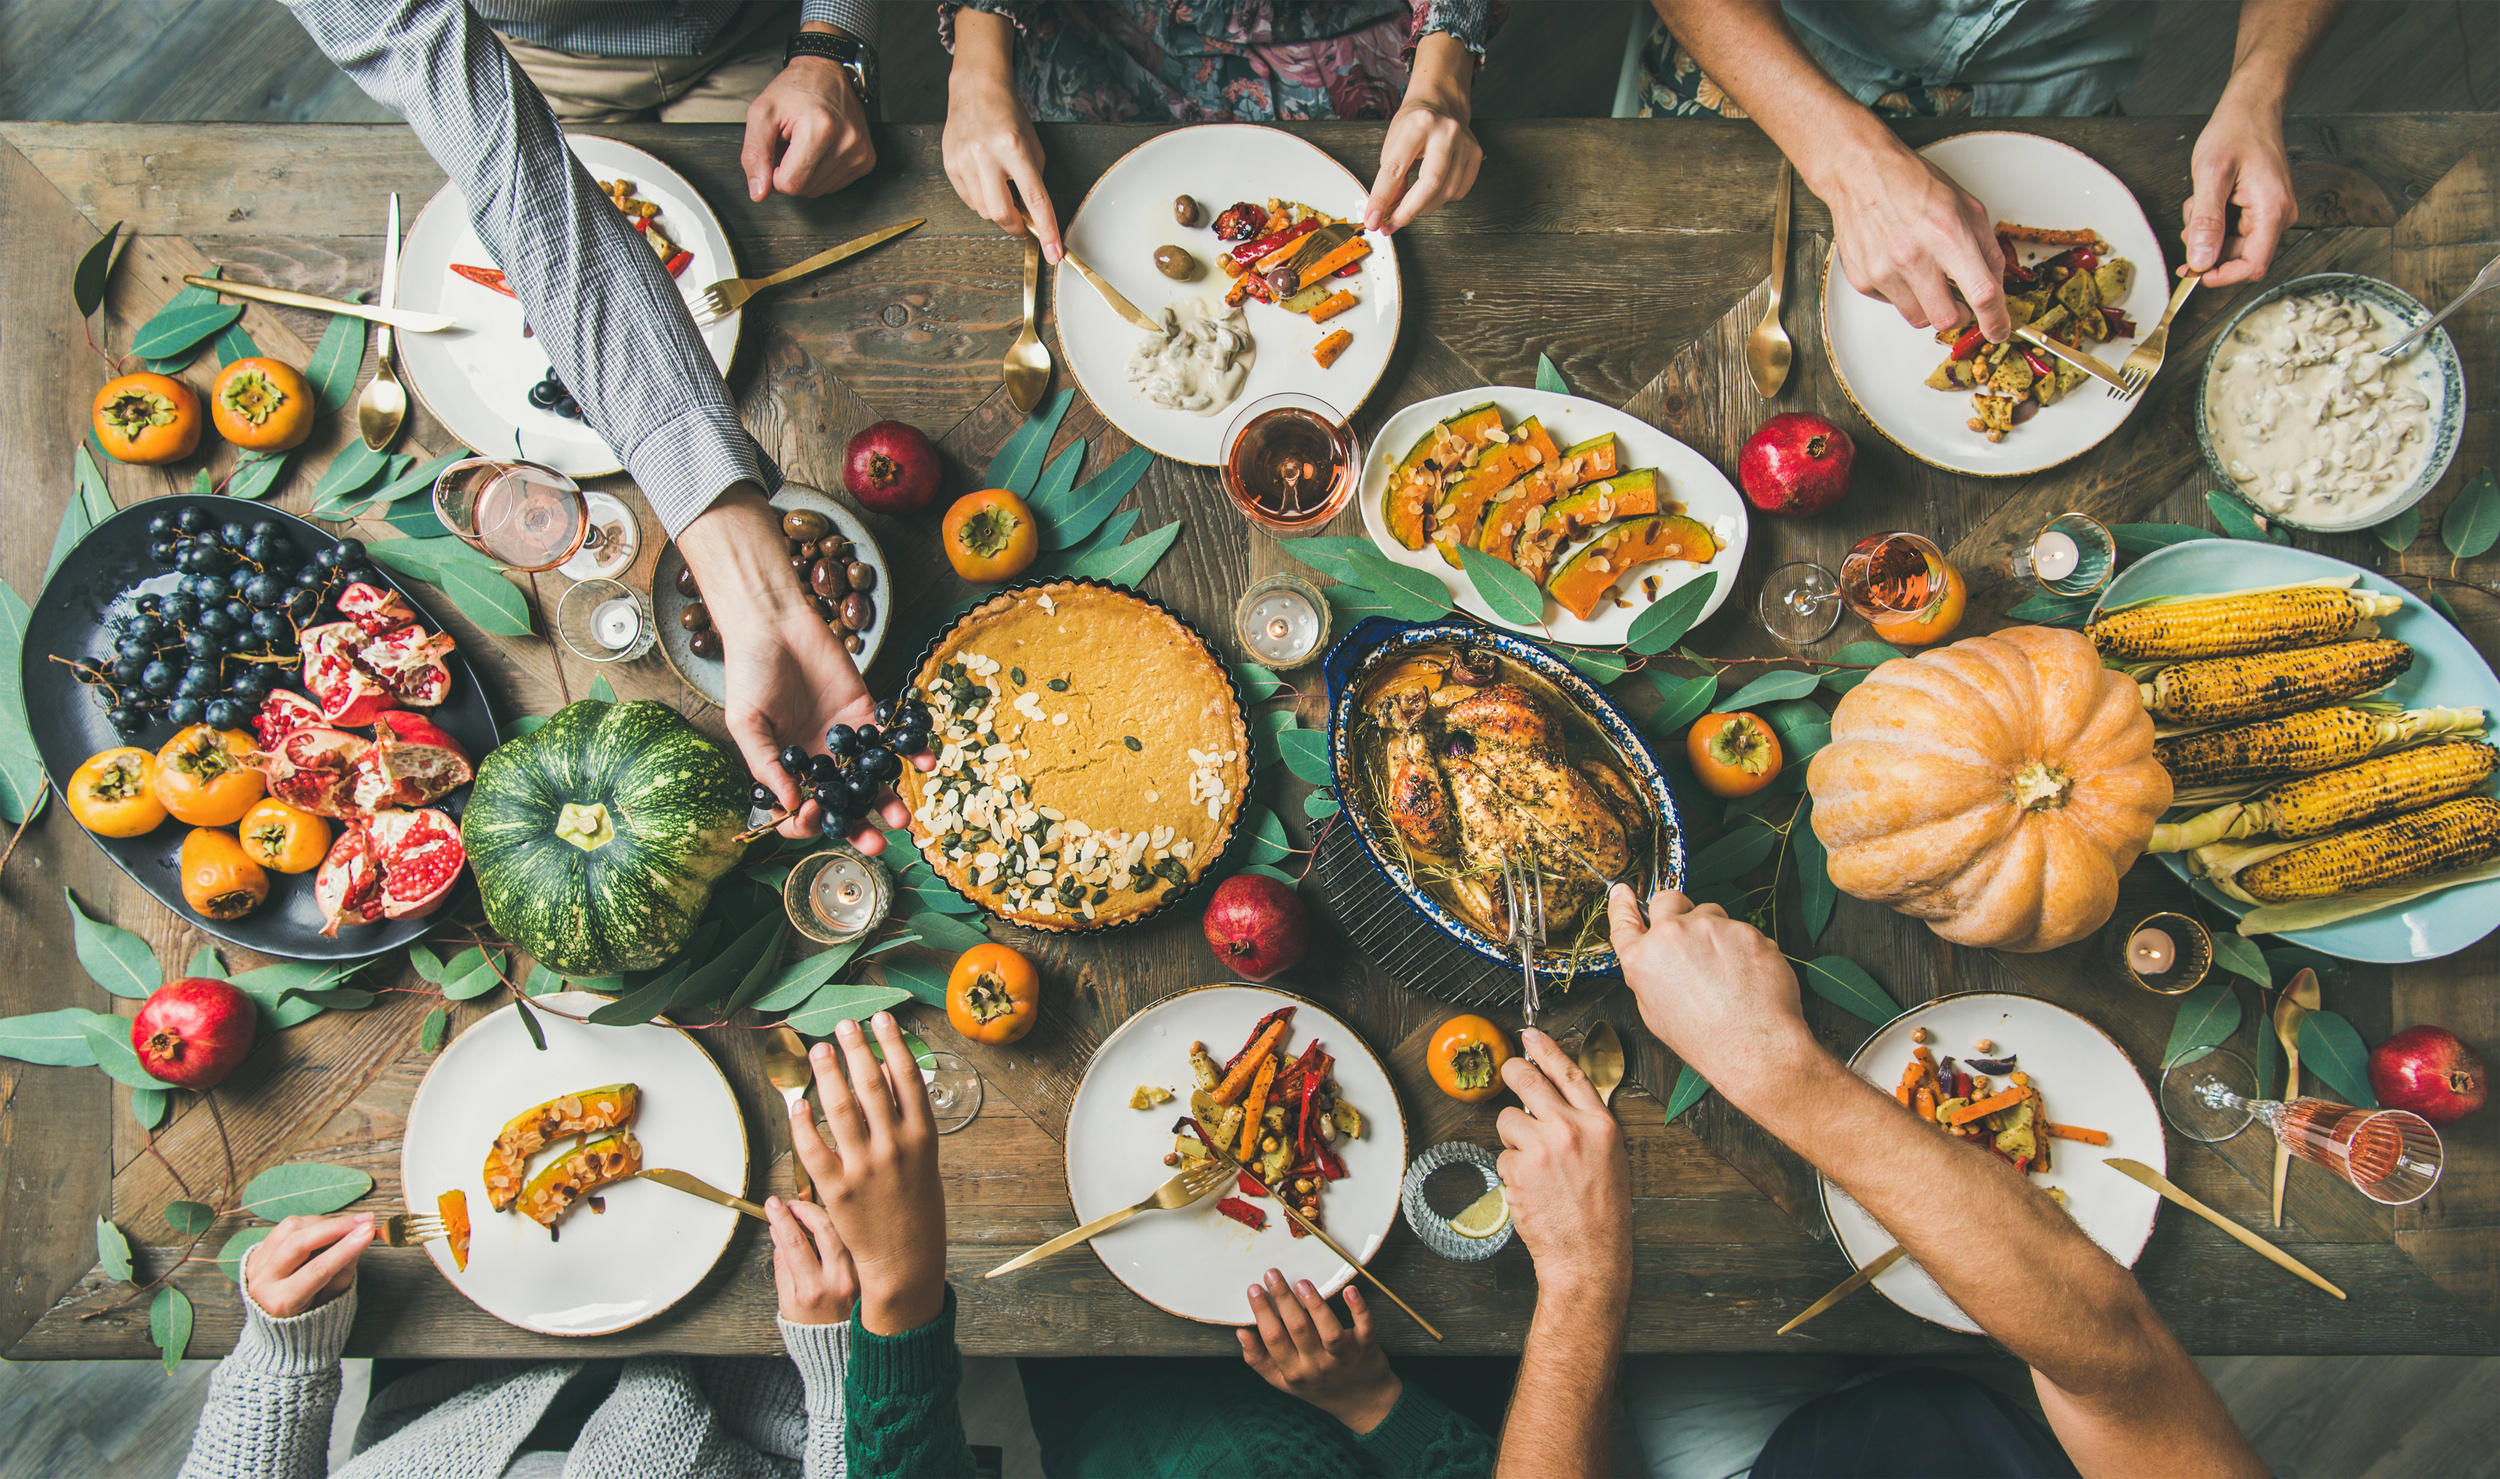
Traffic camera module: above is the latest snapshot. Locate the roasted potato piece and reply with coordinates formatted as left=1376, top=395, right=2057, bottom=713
left=2093, top=259, right=2135, bottom=307
left=1130, top=1085, right=1173, bottom=1110
left=484, top=1084, right=640, bottom=1213
left=1190, top=1042, right=1222, bottom=1091
left=517, top=1132, right=643, bottom=1229
left=1331, top=1101, right=1363, bottom=1140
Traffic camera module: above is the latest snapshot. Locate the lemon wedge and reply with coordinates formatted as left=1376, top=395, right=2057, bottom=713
left=1449, top=1184, right=1510, bottom=1239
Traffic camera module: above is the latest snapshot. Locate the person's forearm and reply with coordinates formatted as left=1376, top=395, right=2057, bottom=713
left=950, top=6, right=1017, bottom=84
left=1649, top=0, right=1901, bottom=204
left=2221, top=0, right=2343, bottom=113
left=176, top=1284, right=355, bottom=1479
left=1406, top=31, right=1475, bottom=113
left=1497, top=1275, right=1626, bottom=1477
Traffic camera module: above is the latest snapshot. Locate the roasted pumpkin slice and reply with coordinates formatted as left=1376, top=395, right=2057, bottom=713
left=1516, top=467, right=1665, bottom=585
left=1431, top=417, right=1560, bottom=567
left=1473, top=432, right=1620, bottom=565
left=1548, top=514, right=1721, bottom=620
left=1383, top=403, right=1503, bottom=549
left=437, top=1189, right=472, bottom=1271
left=518, top=1131, right=644, bottom=1229
left=484, top=1083, right=640, bottom=1212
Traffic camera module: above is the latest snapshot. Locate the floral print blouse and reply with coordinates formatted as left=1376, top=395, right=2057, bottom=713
left=942, top=1, right=1504, bottom=122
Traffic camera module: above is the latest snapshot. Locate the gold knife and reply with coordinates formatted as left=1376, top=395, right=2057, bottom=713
left=2013, top=325, right=2130, bottom=390
left=181, top=275, right=459, bottom=334
left=1062, top=248, right=1163, bottom=333
left=1780, top=1243, right=1905, bottom=1335
left=2102, top=1158, right=2345, bottom=1299
left=1195, top=1132, right=1444, bottom=1341
left=638, top=1167, right=766, bottom=1221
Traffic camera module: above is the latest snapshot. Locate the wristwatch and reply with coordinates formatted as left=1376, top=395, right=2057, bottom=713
left=785, top=30, right=878, bottom=107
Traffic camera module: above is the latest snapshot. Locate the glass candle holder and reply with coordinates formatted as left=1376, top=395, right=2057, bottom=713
left=2112, top=910, right=2211, bottom=995
left=556, top=577, right=655, bottom=662
left=2011, top=512, right=2117, bottom=598
left=784, top=842, right=894, bottom=946
left=1235, top=572, right=1330, bottom=668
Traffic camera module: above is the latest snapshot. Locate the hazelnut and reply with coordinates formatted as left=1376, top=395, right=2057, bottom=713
left=1260, top=1135, right=1280, bottom=1153
left=1911, top=1027, right=1930, bottom=1044
left=1163, top=1152, right=1180, bottom=1167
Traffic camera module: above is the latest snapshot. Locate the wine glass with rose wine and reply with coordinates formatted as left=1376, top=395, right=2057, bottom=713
left=432, top=458, right=637, bottom=576
left=2161, top=1048, right=2444, bottom=1205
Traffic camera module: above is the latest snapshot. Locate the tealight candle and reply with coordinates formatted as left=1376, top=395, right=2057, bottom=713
left=2127, top=927, right=2175, bottom=974
left=1235, top=572, right=1331, bottom=669
left=591, top=596, right=642, bottom=650
left=2031, top=529, right=2081, bottom=583
left=806, top=845, right=892, bottom=941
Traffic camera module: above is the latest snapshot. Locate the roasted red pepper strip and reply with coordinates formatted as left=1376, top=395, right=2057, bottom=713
left=1233, top=216, right=1318, bottom=265
left=1316, top=1140, right=1347, bottom=1181
left=2019, top=347, right=2055, bottom=380
left=1237, top=1171, right=1266, bottom=1197
left=1297, top=1081, right=1320, bottom=1159
left=450, top=263, right=517, bottom=299
left=1216, top=1197, right=1268, bottom=1231
left=1949, top=326, right=1986, bottom=361
left=664, top=250, right=692, bottom=278
left=2103, top=308, right=2137, bottom=338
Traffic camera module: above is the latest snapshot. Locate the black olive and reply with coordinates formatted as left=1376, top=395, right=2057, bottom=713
left=679, top=601, right=711, bottom=633
left=845, top=561, right=876, bottom=594
left=675, top=566, right=701, bottom=598
left=810, top=558, right=849, bottom=600
left=841, top=592, right=875, bottom=631
left=781, top=509, right=832, bottom=542
left=689, top=627, right=723, bottom=660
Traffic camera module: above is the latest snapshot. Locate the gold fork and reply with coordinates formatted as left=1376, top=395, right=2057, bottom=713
left=984, top=1160, right=1232, bottom=1277
left=765, top=1025, right=815, bottom=1203
left=688, top=218, right=923, bottom=328
left=1503, top=853, right=1546, bottom=1029
left=2111, top=271, right=2199, bottom=400
left=372, top=1211, right=448, bottom=1248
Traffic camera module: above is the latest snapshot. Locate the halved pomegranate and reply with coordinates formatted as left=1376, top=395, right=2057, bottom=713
left=250, top=689, right=326, bottom=751
left=360, top=624, right=456, bottom=708
left=313, top=823, right=385, bottom=936
left=367, top=806, right=465, bottom=920
left=336, top=581, right=418, bottom=636
left=248, top=726, right=371, bottom=818
left=302, top=621, right=398, bottom=727
left=350, top=712, right=474, bottom=812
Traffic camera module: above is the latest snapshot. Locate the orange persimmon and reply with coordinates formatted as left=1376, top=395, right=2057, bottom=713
left=179, top=827, right=269, bottom=921
left=945, top=943, right=1040, bottom=1044
left=941, top=489, right=1040, bottom=583
left=1428, top=1014, right=1512, bottom=1103
left=1686, top=711, right=1783, bottom=798
left=66, top=746, right=167, bottom=837
left=154, top=725, right=264, bottom=826
left=210, top=357, right=315, bottom=452
left=237, top=797, right=331, bottom=874
left=92, top=374, right=202, bottom=464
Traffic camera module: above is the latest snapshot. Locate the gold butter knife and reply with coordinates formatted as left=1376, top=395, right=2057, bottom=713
left=2012, top=325, right=2130, bottom=390
left=1195, top=1134, right=1444, bottom=1341
left=638, top=1167, right=767, bottom=1221
left=181, top=275, right=459, bottom=334
left=1062, top=248, right=1162, bottom=333
left=1780, top=1242, right=1905, bottom=1335
left=2103, top=1158, right=2344, bottom=1299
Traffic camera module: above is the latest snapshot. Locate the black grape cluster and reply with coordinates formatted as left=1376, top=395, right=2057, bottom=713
left=756, top=694, right=932, bottom=838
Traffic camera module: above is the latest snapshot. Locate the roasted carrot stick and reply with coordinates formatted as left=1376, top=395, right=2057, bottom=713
left=1312, top=330, right=1352, bottom=369
left=1896, top=1058, right=1927, bottom=1106
left=1214, top=1017, right=1292, bottom=1105
left=1308, top=290, right=1360, bottom=324
left=1293, top=237, right=1372, bottom=291
left=1238, top=1054, right=1279, bottom=1159
left=2046, top=1122, right=2110, bottom=1145
left=1944, top=1085, right=2030, bottom=1126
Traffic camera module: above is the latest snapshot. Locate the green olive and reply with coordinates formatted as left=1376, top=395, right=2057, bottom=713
left=1152, top=245, right=1200, bottom=282
left=780, top=508, right=832, bottom=542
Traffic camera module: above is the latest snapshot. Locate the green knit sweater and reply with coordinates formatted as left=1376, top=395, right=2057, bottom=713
left=843, top=1287, right=1494, bottom=1479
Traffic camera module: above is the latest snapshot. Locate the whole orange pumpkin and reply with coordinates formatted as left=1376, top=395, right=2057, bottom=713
left=1805, top=625, right=2170, bottom=953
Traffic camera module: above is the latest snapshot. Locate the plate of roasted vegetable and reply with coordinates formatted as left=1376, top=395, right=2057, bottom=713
left=1360, top=388, right=1747, bottom=643
left=1057, top=986, right=1405, bottom=1325
left=1821, top=992, right=2162, bottom=1335
left=1822, top=132, right=2167, bottom=478
left=2091, top=541, right=2500, bottom=962
left=401, top=991, right=747, bottom=1335
left=1325, top=621, right=1683, bottom=987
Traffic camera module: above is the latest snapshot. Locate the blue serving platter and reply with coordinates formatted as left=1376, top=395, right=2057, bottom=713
left=2105, top=539, right=2500, bottom=962
left=1322, top=618, right=1686, bottom=981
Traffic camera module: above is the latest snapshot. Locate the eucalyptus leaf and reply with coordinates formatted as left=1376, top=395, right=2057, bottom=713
left=875, top=954, right=949, bottom=1006
left=2163, top=976, right=2244, bottom=1067
left=72, top=222, right=123, bottom=319
left=2296, top=1010, right=2378, bottom=1107
left=752, top=938, right=867, bottom=1012
left=367, top=537, right=532, bottom=635
left=1028, top=440, right=1086, bottom=537
left=907, top=910, right=992, bottom=954
left=786, top=984, right=914, bottom=1036
left=441, top=958, right=505, bottom=1002
left=1323, top=585, right=1401, bottom=625
left=0, top=579, right=49, bottom=824
left=152, top=1287, right=193, bottom=1373
left=671, top=914, right=784, bottom=1014
left=1304, top=790, right=1339, bottom=820
left=2112, top=522, right=2214, bottom=553
left=305, top=313, right=368, bottom=416
left=418, top=1007, right=448, bottom=1054
left=1821, top=641, right=1904, bottom=695
left=1233, top=662, right=1284, bottom=699
left=1044, top=446, right=1153, bottom=551
left=521, top=963, right=562, bottom=998
left=1454, top=544, right=1546, bottom=626
left=130, top=301, right=243, bottom=360
left=2441, top=467, right=2500, bottom=560
left=1685, top=823, right=1779, bottom=885
left=130, top=1087, right=169, bottom=1130
left=1276, top=536, right=1380, bottom=587
left=364, top=450, right=469, bottom=509
left=1793, top=796, right=1835, bottom=942
left=46, top=446, right=120, bottom=584
left=0, top=1009, right=105, bottom=1067
left=164, top=1200, right=216, bottom=1237
left=229, top=962, right=362, bottom=1029
left=1244, top=807, right=1294, bottom=864
left=225, top=452, right=289, bottom=502
left=587, top=954, right=696, bottom=1026
left=2424, top=587, right=2464, bottom=628
left=716, top=920, right=796, bottom=1017
left=306, top=439, right=393, bottom=511
left=899, top=880, right=981, bottom=916
left=861, top=933, right=923, bottom=956
left=1061, top=519, right=1184, bottom=587
left=2207, top=490, right=2292, bottom=545
left=1236, top=862, right=1298, bottom=884
left=275, top=986, right=377, bottom=1011
left=504, top=714, right=550, bottom=743
left=587, top=675, right=618, bottom=704
left=1647, top=672, right=1717, bottom=736
left=2004, top=590, right=2097, bottom=626
left=983, top=388, right=1074, bottom=496
left=80, top=1018, right=173, bottom=1090
left=1797, top=956, right=1897, bottom=1024
left=239, top=1162, right=373, bottom=1220
left=1279, top=729, right=1333, bottom=786
left=2371, top=504, right=2422, bottom=554
left=406, top=945, right=444, bottom=984
left=1626, top=572, right=1720, bottom=655
left=1343, top=546, right=1454, bottom=621
left=212, top=320, right=259, bottom=366
left=1565, top=647, right=1636, bottom=684
left=1715, top=669, right=1821, bottom=712
left=1035, top=509, right=1139, bottom=575
left=2210, top=931, right=2271, bottom=987
left=96, top=1217, right=133, bottom=1282
left=1535, top=353, right=1569, bottom=396
left=1662, top=1063, right=1710, bottom=1120
left=214, top=1226, right=271, bottom=1284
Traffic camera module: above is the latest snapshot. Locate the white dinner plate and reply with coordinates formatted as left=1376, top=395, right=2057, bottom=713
left=397, top=134, right=742, bottom=478
left=1061, top=985, right=1407, bottom=1325
left=1818, top=992, right=2163, bottom=1334
left=1356, top=387, right=1749, bottom=642
left=1822, top=131, right=2166, bottom=478
left=1055, top=125, right=1403, bottom=465
left=401, top=991, right=747, bottom=1336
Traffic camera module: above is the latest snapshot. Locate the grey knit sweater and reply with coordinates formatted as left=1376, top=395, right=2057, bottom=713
left=178, top=1258, right=848, bottom=1478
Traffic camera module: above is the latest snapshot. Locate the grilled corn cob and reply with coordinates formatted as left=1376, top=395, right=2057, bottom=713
left=2152, top=740, right=2500, bottom=851
left=2142, top=639, right=2412, bottom=726
left=2231, top=796, right=2500, bottom=903
left=2087, top=586, right=2401, bottom=661
left=2154, top=705, right=2486, bottom=789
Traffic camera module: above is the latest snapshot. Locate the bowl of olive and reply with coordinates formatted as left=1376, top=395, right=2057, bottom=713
left=650, top=482, right=890, bottom=706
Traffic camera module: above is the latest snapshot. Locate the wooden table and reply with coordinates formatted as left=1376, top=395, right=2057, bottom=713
left=4, top=116, right=2497, bottom=1362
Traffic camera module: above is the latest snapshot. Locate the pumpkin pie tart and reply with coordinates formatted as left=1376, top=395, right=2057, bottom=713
left=900, top=581, right=1251, bottom=931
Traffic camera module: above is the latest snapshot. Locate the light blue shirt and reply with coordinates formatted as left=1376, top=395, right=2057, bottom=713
left=1783, top=0, right=2159, bottom=116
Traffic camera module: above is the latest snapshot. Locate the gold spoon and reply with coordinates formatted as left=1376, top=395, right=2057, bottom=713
left=1001, top=233, right=1052, bottom=416
left=356, top=192, right=408, bottom=450
left=1745, top=161, right=1794, bottom=399
left=2271, top=968, right=2321, bottom=1226
left=1578, top=1020, right=1625, bottom=1110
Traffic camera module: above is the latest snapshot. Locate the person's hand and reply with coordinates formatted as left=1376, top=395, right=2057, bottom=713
left=767, top=1193, right=860, bottom=1325
left=242, top=1212, right=370, bottom=1318
left=1495, top=1029, right=1630, bottom=1293
left=677, top=489, right=930, bottom=848
left=1821, top=141, right=2009, bottom=341
left=1240, top=1268, right=1402, bottom=1433
left=943, top=38, right=1060, bottom=260
left=1610, top=885, right=1815, bottom=1094
left=742, top=54, right=876, bottom=201
left=2183, top=92, right=2295, bottom=287
left=1365, top=33, right=1481, bottom=233
left=791, top=1012, right=948, bottom=1334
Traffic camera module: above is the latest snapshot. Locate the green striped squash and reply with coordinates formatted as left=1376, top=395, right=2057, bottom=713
left=462, top=700, right=750, bottom=976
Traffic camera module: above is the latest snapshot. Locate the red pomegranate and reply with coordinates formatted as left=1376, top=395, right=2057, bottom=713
left=335, top=580, right=418, bottom=636
left=1202, top=873, right=1309, bottom=982
left=360, top=623, right=455, bottom=707
left=314, top=823, right=384, bottom=936
left=249, top=727, right=371, bottom=818
left=350, top=712, right=473, bottom=813
left=2369, top=1026, right=2488, bottom=1126
left=301, top=621, right=398, bottom=727
left=1738, top=412, right=1856, bottom=518
left=250, top=689, right=325, bottom=751
left=843, top=420, right=944, bottom=516
left=368, top=806, right=465, bottom=920
left=132, top=977, right=256, bottom=1090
